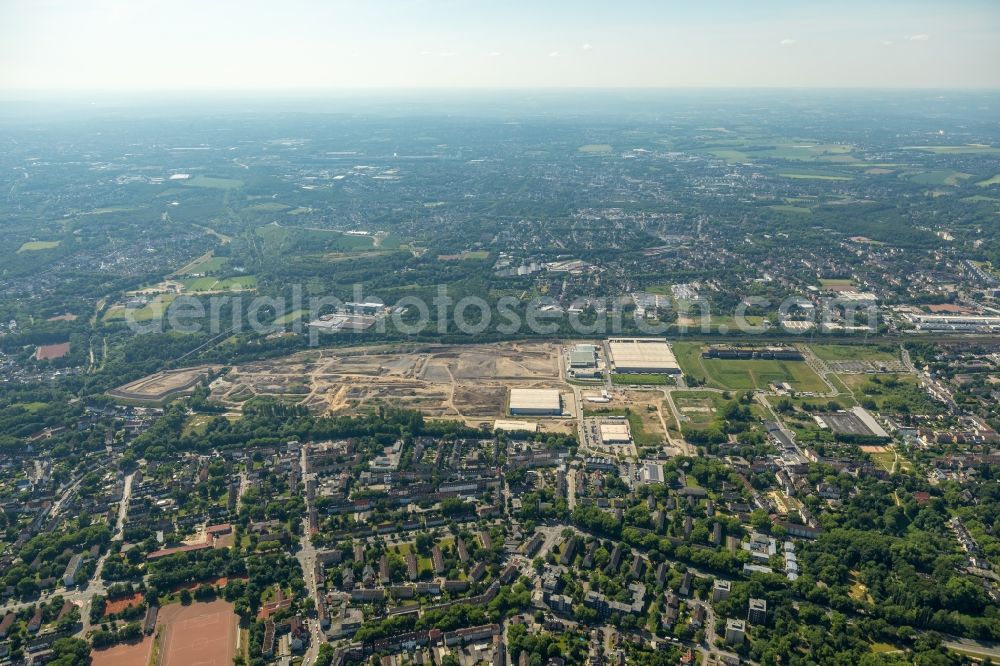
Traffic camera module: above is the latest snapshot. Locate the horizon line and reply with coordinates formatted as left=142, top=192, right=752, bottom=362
left=2, top=84, right=1000, bottom=97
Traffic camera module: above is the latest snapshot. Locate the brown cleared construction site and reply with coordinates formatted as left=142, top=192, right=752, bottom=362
left=207, top=341, right=574, bottom=429
left=108, top=366, right=221, bottom=403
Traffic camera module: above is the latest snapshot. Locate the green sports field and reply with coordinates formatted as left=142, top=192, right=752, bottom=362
left=673, top=342, right=827, bottom=391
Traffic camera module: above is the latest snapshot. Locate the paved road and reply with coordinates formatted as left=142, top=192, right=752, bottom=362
left=942, top=637, right=1000, bottom=660
left=296, top=444, right=321, bottom=666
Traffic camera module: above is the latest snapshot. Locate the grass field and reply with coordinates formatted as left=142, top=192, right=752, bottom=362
left=710, top=315, right=766, bottom=329
left=818, top=278, right=854, bottom=287
left=83, top=205, right=140, bottom=214
left=870, top=642, right=903, bottom=655
left=12, top=401, right=48, bottom=413
left=181, top=275, right=257, bottom=292
left=184, top=175, right=244, bottom=189
left=840, top=374, right=944, bottom=414
left=256, top=224, right=374, bottom=254
left=438, top=251, right=489, bottom=261
left=704, top=358, right=826, bottom=391
left=247, top=201, right=292, bottom=212
left=908, top=170, right=971, bottom=186
left=627, top=411, right=662, bottom=447
left=778, top=173, right=853, bottom=181
left=976, top=174, right=1000, bottom=187
left=177, top=255, right=229, bottom=276
left=673, top=342, right=826, bottom=391
left=611, top=373, right=672, bottom=385
left=761, top=143, right=856, bottom=161
left=17, top=240, right=60, bottom=252
left=809, top=344, right=899, bottom=363
left=273, top=309, right=307, bottom=325
left=578, top=144, right=613, bottom=153
left=104, top=294, right=177, bottom=322
left=769, top=204, right=812, bottom=214
left=903, top=145, right=1000, bottom=155
left=671, top=391, right=727, bottom=428
left=183, top=414, right=215, bottom=436
left=707, top=142, right=857, bottom=164
left=866, top=446, right=914, bottom=474
left=708, top=149, right=750, bottom=162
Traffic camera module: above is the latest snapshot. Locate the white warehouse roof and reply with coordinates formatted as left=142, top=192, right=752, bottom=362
left=600, top=423, right=632, bottom=444
left=607, top=338, right=681, bottom=373
left=509, top=388, right=562, bottom=413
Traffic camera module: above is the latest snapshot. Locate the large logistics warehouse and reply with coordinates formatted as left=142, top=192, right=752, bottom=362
left=607, top=338, right=682, bottom=374
left=509, top=388, right=562, bottom=415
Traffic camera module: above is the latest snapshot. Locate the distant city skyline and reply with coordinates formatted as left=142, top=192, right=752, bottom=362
left=1, top=0, right=998, bottom=91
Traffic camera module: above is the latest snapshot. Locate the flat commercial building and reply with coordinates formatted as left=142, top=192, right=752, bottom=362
left=568, top=344, right=598, bottom=368
left=600, top=423, right=632, bottom=445
left=640, top=462, right=664, bottom=484
left=509, top=388, right=562, bottom=415
left=493, top=420, right=539, bottom=433
left=607, top=338, right=681, bottom=374
left=307, top=313, right=377, bottom=332
left=907, top=314, right=1000, bottom=333
left=816, top=407, right=889, bottom=439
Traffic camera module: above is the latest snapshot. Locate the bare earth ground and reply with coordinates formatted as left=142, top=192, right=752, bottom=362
left=208, top=341, right=569, bottom=426
left=109, top=365, right=221, bottom=402
left=158, top=599, right=238, bottom=666
left=588, top=390, right=669, bottom=439
left=91, top=635, right=153, bottom=666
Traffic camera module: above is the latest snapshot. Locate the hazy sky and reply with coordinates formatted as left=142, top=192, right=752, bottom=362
left=1, top=0, right=998, bottom=90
